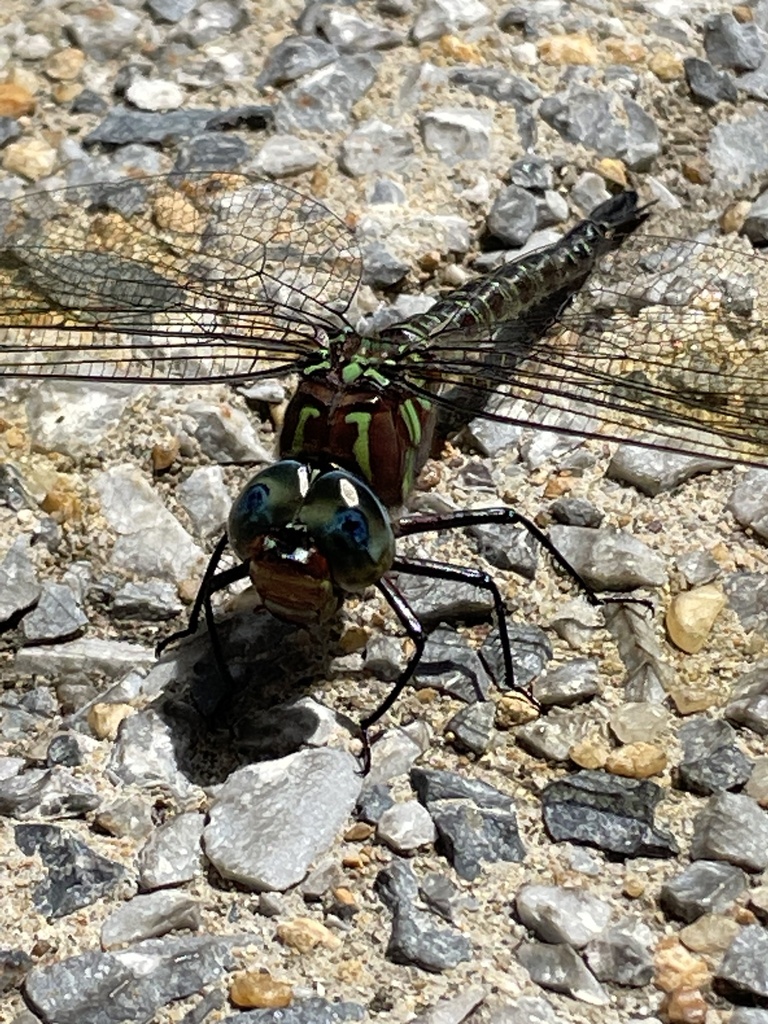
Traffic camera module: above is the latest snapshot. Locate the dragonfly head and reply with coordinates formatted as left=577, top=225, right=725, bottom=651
left=228, top=460, right=395, bottom=626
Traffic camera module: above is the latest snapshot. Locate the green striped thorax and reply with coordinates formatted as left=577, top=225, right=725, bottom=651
left=279, top=327, right=437, bottom=509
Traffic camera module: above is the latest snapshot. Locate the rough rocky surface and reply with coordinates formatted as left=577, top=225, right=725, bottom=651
left=1, top=1, right=768, bottom=1023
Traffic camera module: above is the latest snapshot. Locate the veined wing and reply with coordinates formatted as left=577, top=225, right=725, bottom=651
left=385, top=227, right=768, bottom=467
left=0, top=172, right=361, bottom=383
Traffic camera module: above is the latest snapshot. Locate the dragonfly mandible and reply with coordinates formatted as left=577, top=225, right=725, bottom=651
left=0, top=173, right=766, bottom=758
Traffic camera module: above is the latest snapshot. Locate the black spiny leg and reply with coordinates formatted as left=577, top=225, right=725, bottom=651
left=361, top=555, right=534, bottom=772
left=155, top=532, right=250, bottom=715
left=397, top=506, right=653, bottom=615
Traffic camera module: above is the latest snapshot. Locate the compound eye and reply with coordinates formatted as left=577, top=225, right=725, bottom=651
left=300, top=470, right=395, bottom=591
left=228, top=460, right=307, bottom=560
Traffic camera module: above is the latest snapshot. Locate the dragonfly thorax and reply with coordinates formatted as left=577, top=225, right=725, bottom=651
left=281, top=371, right=437, bottom=508
left=228, top=459, right=395, bottom=626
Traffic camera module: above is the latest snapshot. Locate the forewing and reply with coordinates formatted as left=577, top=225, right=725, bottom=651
left=0, top=172, right=361, bottom=382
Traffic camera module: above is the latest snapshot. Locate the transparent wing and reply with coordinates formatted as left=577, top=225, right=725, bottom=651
left=389, top=231, right=768, bottom=466
left=0, top=172, right=361, bottom=382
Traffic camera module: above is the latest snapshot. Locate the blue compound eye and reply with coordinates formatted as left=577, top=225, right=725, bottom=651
left=299, top=470, right=395, bottom=592
left=228, top=460, right=307, bottom=560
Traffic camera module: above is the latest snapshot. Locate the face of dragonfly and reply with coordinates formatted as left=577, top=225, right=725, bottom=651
left=228, top=460, right=396, bottom=626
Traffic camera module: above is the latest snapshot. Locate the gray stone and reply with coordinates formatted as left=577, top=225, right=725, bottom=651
left=411, top=0, right=490, bottom=43
left=486, top=184, right=538, bottom=246
left=137, top=812, right=205, bottom=890
left=541, top=770, right=679, bottom=858
left=445, top=701, right=496, bottom=755
left=515, top=884, right=612, bottom=947
left=203, top=748, right=361, bottom=891
left=676, top=718, right=753, bottom=795
left=743, top=189, right=768, bottom=246
left=15, top=823, right=126, bottom=918
left=684, top=57, right=738, bottom=106
left=274, top=56, right=379, bottom=134
left=533, top=658, right=600, bottom=707
left=709, top=109, right=768, bottom=188
left=112, top=580, right=184, bottom=621
left=101, top=891, right=202, bottom=949
left=691, top=792, right=768, bottom=871
left=14, top=638, right=155, bottom=679
left=24, top=935, right=242, bottom=1024
left=419, top=108, right=492, bottom=165
left=377, top=800, right=437, bottom=852
left=253, top=135, right=323, bottom=178
left=375, top=859, right=472, bottom=971
left=108, top=710, right=192, bottom=799
left=729, top=469, right=768, bottom=542
left=547, top=525, right=667, bottom=591
left=715, top=925, right=768, bottom=1003
left=177, top=465, right=231, bottom=538
left=607, top=444, right=729, bottom=496
left=584, top=918, right=654, bottom=987
left=93, top=466, right=205, bottom=585
left=21, top=583, right=88, bottom=642
left=517, top=941, right=608, bottom=1005
left=0, top=537, right=40, bottom=624
left=0, top=766, right=99, bottom=820
left=540, top=86, right=660, bottom=171
left=704, top=12, right=766, bottom=71
left=659, top=860, right=748, bottom=923
left=340, top=119, right=414, bottom=177
left=256, top=35, right=339, bottom=89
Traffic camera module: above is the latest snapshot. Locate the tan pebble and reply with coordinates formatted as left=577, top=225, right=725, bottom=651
left=151, top=438, right=180, bottom=473
left=543, top=473, right=573, bottom=499
left=654, top=938, right=710, bottom=991
left=177, top=577, right=200, bottom=604
left=439, top=34, right=483, bottom=62
left=661, top=987, right=708, bottom=1024
left=495, top=694, right=539, bottom=729
left=733, top=4, right=754, bottom=21
left=40, top=488, right=81, bottom=521
left=538, top=33, right=598, bottom=65
left=604, top=37, right=646, bottom=63
left=53, top=83, right=83, bottom=104
left=595, top=158, right=628, bottom=187
left=605, top=741, right=667, bottom=779
left=152, top=193, right=203, bottom=234
left=648, top=49, right=685, bottom=80
left=229, top=971, right=292, bottom=1009
left=746, top=758, right=768, bottom=807
left=3, top=425, right=26, bottom=448
left=681, top=157, right=712, bottom=185
left=569, top=737, right=609, bottom=770
left=623, top=875, right=645, bottom=898
left=679, top=913, right=740, bottom=954
left=344, top=822, right=374, bottom=842
left=332, top=886, right=357, bottom=907
left=0, top=82, right=36, bottom=116
left=339, top=625, right=368, bottom=653
left=666, top=584, right=725, bottom=654
left=342, top=853, right=365, bottom=868
left=45, top=47, right=85, bottom=81
left=87, top=702, right=134, bottom=740
left=747, top=882, right=768, bottom=920
left=336, top=958, right=367, bottom=984
left=668, top=682, right=721, bottom=715
left=2, top=138, right=57, bottom=181
left=277, top=917, right=342, bottom=953
left=720, top=200, right=751, bottom=234
left=735, top=906, right=758, bottom=925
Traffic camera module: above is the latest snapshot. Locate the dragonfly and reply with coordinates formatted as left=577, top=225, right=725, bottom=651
left=0, top=172, right=766, bottom=759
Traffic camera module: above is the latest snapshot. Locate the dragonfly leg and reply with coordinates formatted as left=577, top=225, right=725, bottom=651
left=360, top=555, right=535, bottom=771
left=396, top=507, right=653, bottom=615
left=155, top=533, right=246, bottom=656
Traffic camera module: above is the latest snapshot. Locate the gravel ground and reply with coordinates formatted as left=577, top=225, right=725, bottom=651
left=1, top=1, right=768, bottom=1023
